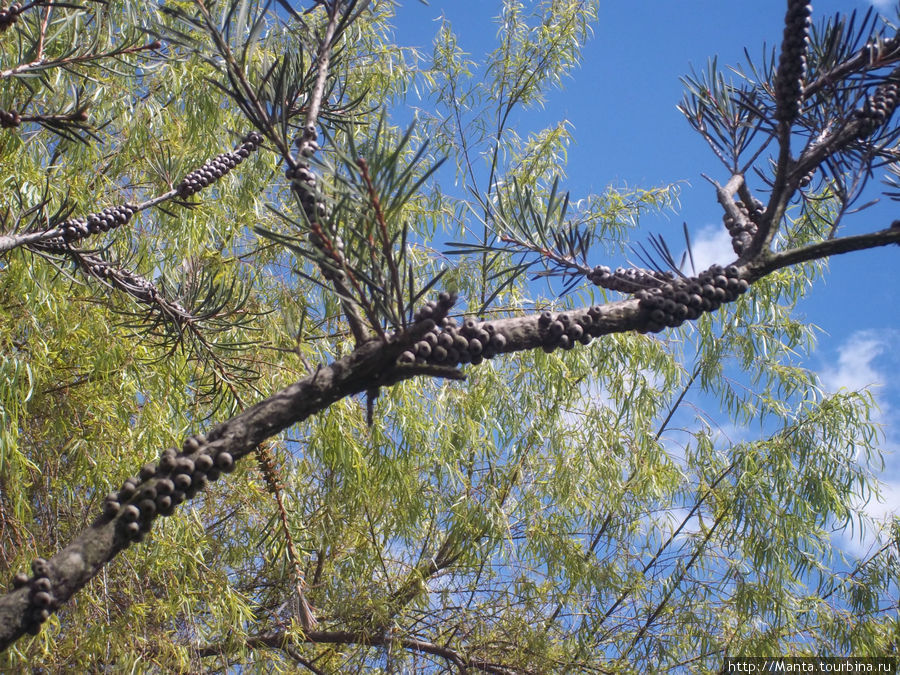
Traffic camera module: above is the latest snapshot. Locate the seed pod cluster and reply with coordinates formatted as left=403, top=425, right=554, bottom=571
left=637, top=264, right=749, bottom=332
left=177, top=132, right=263, bottom=198
left=397, top=315, right=508, bottom=367
left=586, top=265, right=674, bottom=293
left=854, top=66, right=900, bottom=138
left=536, top=307, right=601, bottom=354
left=60, top=203, right=138, bottom=243
left=411, top=290, right=458, bottom=326
left=256, top=445, right=284, bottom=495
left=102, top=433, right=237, bottom=544
left=9, top=558, right=55, bottom=635
left=774, top=0, right=812, bottom=123
left=724, top=199, right=762, bottom=255
left=0, top=109, right=20, bottom=128
left=287, top=127, right=326, bottom=224
left=0, top=3, right=21, bottom=32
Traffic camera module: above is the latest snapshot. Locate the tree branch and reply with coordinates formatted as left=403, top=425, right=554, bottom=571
left=197, top=628, right=523, bottom=675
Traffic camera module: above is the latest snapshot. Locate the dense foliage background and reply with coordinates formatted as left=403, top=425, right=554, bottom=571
left=0, top=0, right=898, bottom=671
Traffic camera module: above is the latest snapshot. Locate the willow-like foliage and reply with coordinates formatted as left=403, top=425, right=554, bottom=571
left=0, top=1, right=898, bottom=672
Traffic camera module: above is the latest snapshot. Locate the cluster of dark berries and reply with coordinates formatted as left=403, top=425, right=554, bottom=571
left=10, top=558, right=55, bottom=635
left=774, top=0, right=812, bottom=123
left=397, top=292, right=508, bottom=366
left=0, top=109, right=20, bottom=128
left=59, top=203, right=138, bottom=243
left=102, top=433, right=236, bottom=544
left=410, top=290, right=457, bottom=324
left=854, top=66, right=900, bottom=138
left=176, top=132, right=264, bottom=198
left=724, top=199, right=762, bottom=255
left=536, top=307, right=602, bottom=353
left=287, top=126, right=326, bottom=222
left=0, top=3, right=22, bottom=31
left=637, top=264, right=749, bottom=332
left=586, top=265, right=674, bottom=293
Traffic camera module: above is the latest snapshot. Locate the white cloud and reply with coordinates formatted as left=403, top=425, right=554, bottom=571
left=836, top=479, right=900, bottom=558
left=819, top=330, right=900, bottom=557
left=687, top=224, right=735, bottom=272
left=868, top=0, right=895, bottom=12
left=819, top=332, right=887, bottom=396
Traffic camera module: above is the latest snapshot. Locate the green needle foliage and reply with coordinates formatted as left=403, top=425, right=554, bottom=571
left=0, top=0, right=898, bottom=672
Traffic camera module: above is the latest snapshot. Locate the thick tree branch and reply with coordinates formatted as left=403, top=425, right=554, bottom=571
left=1, top=221, right=898, bottom=650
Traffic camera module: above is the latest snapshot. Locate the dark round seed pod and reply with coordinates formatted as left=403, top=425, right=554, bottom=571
left=174, top=473, right=192, bottom=491
left=194, top=453, right=214, bottom=472
left=156, top=494, right=172, bottom=512
left=103, top=500, right=120, bottom=518
left=138, top=499, right=157, bottom=518
left=139, top=485, right=157, bottom=502
left=206, top=467, right=222, bottom=482
left=397, top=350, right=415, bottom=365
left=175, top=457, right=195, bottom=474
left=489, top=333, right=506, bottom=350
left=156, top=478, right=174, bottom=495
left=437, top=332, right=453, bottom=349
left=125, top=521, right=141, bottom=538
left=170, top=491, right=186, bottom=506
left=539, top=311, right=553, bottom=325
left=415, top=341, right=432, bottom=358
left=558, top=313, right=571, bottom=326
left=468, top=338, right=483, bottom=355
left=122, top=504, right=140, bottom=522
left=453, top=335, right=468, bottom=351
left=119, top=480, right=138, bottom=500
left=32, top=592, right=52, bottom=609
left=191, top=471, right=209, bottom=490
left=650, top=309, right=667, bottom=324
left=445, top=347, right=460, bottom=364
left=568, top=325, right=584, bottom=341
left=432, top=345, right=448, bottom=362
left=12, top=572, right=29, bottom=589
left=31, top=559, right=49, bottom=578
left=215, top=452, right=235, bottom=472
left=541, top=343, right=556, bottom=353
left=548, top=321, right=564, bottom=337
left=139, top=463, right=156, bottom=481
left=423, top=332, right=438, bottom=347
left=183, top=436, right=201, bottom=453
left=558, top=335, right=572, bottom=350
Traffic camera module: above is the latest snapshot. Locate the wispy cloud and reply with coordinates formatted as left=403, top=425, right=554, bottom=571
left=867, top=0, right=896, bottom=12
left=688, top=224, right=735, bottom=272
left=820, top=330, right=900, bottom=557
left=819, top=331, right=887, bottom=397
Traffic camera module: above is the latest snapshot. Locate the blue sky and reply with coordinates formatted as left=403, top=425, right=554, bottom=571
left=388, top=1, right=900, bottom=551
